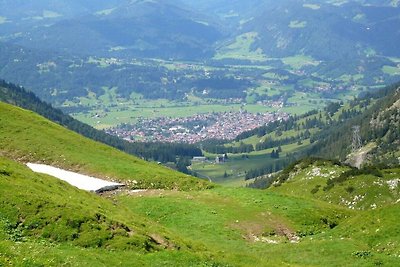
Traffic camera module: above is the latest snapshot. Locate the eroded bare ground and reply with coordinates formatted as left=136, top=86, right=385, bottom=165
left=100, top=188, right=173, bottom=198
left=231, top=212, right=300, bottom=244
left=149, top=233, right=178, bottom=250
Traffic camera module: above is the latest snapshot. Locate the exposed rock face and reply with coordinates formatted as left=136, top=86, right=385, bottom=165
left=345, top=143, right=376, bottom=169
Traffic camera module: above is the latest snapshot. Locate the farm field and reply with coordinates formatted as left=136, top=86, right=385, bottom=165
left=67, top=56, right=375, bottom=130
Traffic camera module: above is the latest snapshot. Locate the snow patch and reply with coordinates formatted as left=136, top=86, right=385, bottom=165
left=27, top=163, right=124, bottom=193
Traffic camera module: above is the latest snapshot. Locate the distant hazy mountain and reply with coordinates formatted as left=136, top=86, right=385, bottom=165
left=1, top=0, right=222, bottom=59
left=1, top=0, right=399, bottom=60
left=217, top=0, right=400, bottom=61
left=0, top=0, right=121, bottom=19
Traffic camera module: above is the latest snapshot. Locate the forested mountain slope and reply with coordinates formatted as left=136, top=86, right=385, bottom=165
left=309, top=82, right=400, bottom=164
left=213, top=81, right=400, bottom=186
left=2, top=0, right=399, bottom=62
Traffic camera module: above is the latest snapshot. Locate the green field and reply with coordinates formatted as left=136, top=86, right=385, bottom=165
left=382, top=65, right=400, bottom=76
left=214, top=32, right=267, bottom=61
left=60, top=53, right=386, bottom=131
left=289, top=20, right=307, bottom=28
left=74, top=102, right=273, bottom=129
left=72, top=91, right=323, bottom=129
left=70, top=79, right=333, bottom=130
left=282, top=55, right=320, bottom=69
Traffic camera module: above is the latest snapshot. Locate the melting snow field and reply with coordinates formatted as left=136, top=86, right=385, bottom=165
left=27, top=163, right=124, bottom=193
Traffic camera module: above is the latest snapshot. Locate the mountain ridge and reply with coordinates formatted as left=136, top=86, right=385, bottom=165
left=8, top=0, right=223, bottom=59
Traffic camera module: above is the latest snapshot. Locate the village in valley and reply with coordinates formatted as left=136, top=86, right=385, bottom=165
left=106, top=111, right=289, bottom=144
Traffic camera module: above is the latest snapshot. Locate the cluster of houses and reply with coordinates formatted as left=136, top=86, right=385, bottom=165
left=191, top=154, right=228, bottom=164
left=107, top=111, right=289, bottom=144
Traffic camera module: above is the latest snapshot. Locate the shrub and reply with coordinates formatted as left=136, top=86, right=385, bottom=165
left=311, top=185, right=321, bottom=194
left=346, top=186, right=355, bottom=194
left=324, top=166, right=383, bottom=191
left=352, top=250, right=372, bottom=258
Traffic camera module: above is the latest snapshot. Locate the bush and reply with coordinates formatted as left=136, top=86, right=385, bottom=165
left=352, top=251, right=372, bottom=258
left=311, top=185, right=321, bottom=194
left=324, top=166, right=383, bottom=191
left=346, top=186, right=355, bottom=194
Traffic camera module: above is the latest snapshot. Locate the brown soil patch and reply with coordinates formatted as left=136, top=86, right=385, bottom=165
left=232, top=213, right=299, bottom=243
left=149, top=233, right=176, bottom=249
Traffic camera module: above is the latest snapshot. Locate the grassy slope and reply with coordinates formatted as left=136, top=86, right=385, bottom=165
left=118, top=187, right=400, bottom=266
left=0, top=157, right=229, bottom=266
left=2, top=173, right=399, bottom=266
left=1, top=144, right=399, bottom=266
left=0, top=157, right=164, bottom=250
left=271, top=160, right=400, bottom=209
left=0, top=101, right=209, bottom=190
left=267, top=160, right=400, bottom=263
